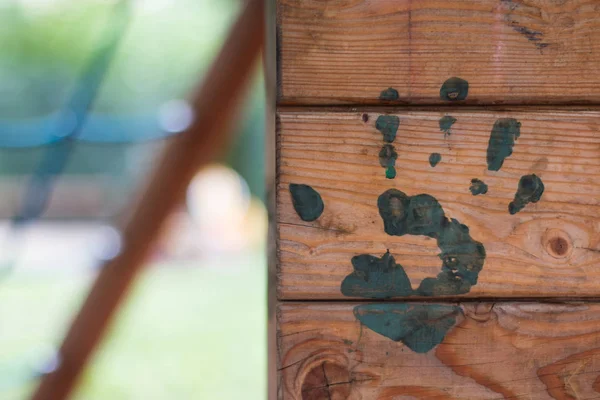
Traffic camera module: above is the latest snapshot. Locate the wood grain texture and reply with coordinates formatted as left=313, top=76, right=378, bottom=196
left=278, top=302, right=600, bottom=399
left=277, top=0, right=600, bottom=105
left=277, top=109, right=600, bottom=299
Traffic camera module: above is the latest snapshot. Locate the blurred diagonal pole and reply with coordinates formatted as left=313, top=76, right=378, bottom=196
left=31, top=0, right=264, bottom=398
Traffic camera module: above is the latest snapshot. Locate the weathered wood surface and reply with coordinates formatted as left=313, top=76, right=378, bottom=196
left=277, top=109, right=600, bottom=299
left=278, top=302, right=600, bottom=399
left=277, top=0, right=600, bottom=105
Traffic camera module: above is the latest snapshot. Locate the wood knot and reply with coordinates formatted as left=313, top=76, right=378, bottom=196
left=543, top=228, right=573, bottom=259
left=550, top=237, right=569, bottom=256
left=301, top=361, right=351, bottom=400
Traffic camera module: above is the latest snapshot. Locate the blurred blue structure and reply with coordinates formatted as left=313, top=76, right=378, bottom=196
left=7, top=1, right=190, bottom=225
left=0, top=110, right=190, bottom=148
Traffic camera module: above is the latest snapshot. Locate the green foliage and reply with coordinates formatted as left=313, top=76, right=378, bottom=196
left=0, top=254, right=266, bottom=399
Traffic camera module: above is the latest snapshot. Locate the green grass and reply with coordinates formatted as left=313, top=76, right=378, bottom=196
left=0, top=253, right=266, bottom=399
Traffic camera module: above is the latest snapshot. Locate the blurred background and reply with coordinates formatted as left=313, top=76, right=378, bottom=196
left=0, top=0, right=267, bottom=398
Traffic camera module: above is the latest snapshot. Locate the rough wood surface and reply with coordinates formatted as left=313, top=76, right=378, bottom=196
left=277, top=109, right=600, bottom=299
left=278, top=302, right=600, bottom=399
left=277, top=0, right=600, bottom=105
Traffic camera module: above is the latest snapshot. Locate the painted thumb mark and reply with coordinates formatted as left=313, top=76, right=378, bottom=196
left=289, top=184, right=324, bottom=222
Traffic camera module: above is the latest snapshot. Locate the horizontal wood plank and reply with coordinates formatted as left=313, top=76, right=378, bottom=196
left=278, top=0, right=600, bottom=105
left=277, top=109, right=600, bottom=299
left=278, top=302, right=600, bottom=399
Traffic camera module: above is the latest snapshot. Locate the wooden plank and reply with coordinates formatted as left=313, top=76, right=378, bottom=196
left=278, top=301, right=600, bottom=399
left=277, top=108, right=600, bottom=299
left=277, top=0, right=600, bottom=105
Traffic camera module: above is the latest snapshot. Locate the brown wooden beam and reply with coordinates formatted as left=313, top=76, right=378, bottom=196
left=31, top=1, right=264, bottom=398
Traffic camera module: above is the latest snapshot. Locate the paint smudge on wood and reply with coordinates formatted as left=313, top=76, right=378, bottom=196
left=469, top=179, right=488, bottom=195
left=289, top=183, right=324, bottom=222
left=509, top=174, right=544, bottom=214
left=502, top=0, right=550, bottom=50
left=341, top=251, right=412, bottom=298
left=379, top=87, right=399, bottom=101
left=379, top=142, right=398, bottom=179
left=385, top=166, right=396, bottom=179
left=440, top=77, right=469, bottom=101
left=429, top=153, right=442, bottom=167
left=375, top=115, right=400, bottom=143
left=340, top=189, right=486, bottom=300
left=439, top=115, right=457, bottom=135
left=377, top=190, right=486, bottom=295
left=353, top=303, right=462, bottom=353
left=378, top=144, right=397, bottom=168
left=510, top=22, right=549, bottom=49
left=487, top=118, right=521, bottom=171
left=375, top=116, right=399, bottom=178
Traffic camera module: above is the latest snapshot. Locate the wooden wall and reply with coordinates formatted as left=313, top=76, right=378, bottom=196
left=279, top=302, right=600, bottom=399
left=277, top=109, right=600, bottom=299
left=278, top=0, right=600, bottom=105
left=275, top=1, right=600, bottom=398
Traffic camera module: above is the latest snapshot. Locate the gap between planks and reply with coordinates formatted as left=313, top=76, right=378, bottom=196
left=276, top=104, right=600, bottom=113
left=277, top=298, right=600, bottom=304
